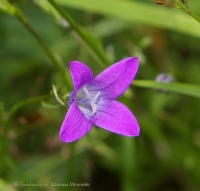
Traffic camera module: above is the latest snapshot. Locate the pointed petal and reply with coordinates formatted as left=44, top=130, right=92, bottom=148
left=60, top=102, right=92, bottom=142
left=91, top=100, right=140, bottom=136
left=88, top=57, right=139, bottom=99
left=70, top=61, right=94, bottom=92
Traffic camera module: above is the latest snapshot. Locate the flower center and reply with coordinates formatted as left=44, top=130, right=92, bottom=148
left=76, top=86, right=101, bottom=117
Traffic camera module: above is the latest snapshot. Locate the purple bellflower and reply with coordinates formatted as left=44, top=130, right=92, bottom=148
left=60, top=57, right=140, bottom=143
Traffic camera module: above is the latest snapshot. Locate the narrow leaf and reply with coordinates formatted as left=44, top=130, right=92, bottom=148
left=133, top=80, right=200, bottom=98
left=56, top=0, right=200, bottom=39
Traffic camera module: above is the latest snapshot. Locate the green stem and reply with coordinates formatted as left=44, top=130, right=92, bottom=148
left=47, top=0, right=110, bottom=68
left=14, top=6, right=70, bottom=88
left=9, top=94, right=52, bottom=119
left=65, top=143, right=78, bottom=191
left=172, top=0, right=200, bottom=23
left=1, top=94, right=52, bottom=187
left=121, top=138, right=136, bottom=191
left=2, top=94, right=51, bottom=157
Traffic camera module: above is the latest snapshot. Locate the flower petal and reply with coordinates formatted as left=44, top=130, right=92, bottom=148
left=70, top=61, right=94, bottom=92
left=60, top=101, right=92, bottom=142
left=90, top=100, right=140, bottom=136
left=88, top=57, right=139, bottom=99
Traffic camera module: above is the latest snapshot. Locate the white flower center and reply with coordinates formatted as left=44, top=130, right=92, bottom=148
left=76, top=86, right=101, bottom=116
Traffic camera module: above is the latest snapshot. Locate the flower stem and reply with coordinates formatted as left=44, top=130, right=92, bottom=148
left=0, top=94, right=52, bottom=184
left=47, top=0, right=110, bottom=68
left=172, top=0, right=200, bottom=24
left=2, top=94, right=51, bottom=159
left=121, top=137, right=137, bottom=191
left=9, top=94, right=52, bottom=119
left=14, top=5, right=70, bottom=89
left=65, top=143, right=78, bottom=191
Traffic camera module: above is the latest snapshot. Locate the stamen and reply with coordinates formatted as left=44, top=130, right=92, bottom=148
left=77, top=86, right=101, bottom=116
left=90, top=101, right=97, bottom=115
left=83, top=87, right=92, bottom=99
left=92, top=91, right=101, bottom=100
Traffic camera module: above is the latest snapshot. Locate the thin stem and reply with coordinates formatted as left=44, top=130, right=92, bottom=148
left=172, top=0, right=200, bottom=23
left=2, top=94, right=51, bottom=157
left=14, top=6, right=70, bottom=88
left=65, top=143, right=78, bottom=191
left=47, top=0, right=110, bottom=68
left=1, top=94, right=52, bottom=184
left=121, top=138, right=137, bottom=191
left=9, top=94, right=52, bottom=119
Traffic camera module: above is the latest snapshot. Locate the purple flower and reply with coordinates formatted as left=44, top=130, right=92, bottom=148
left=60, top=57, right=140, bottom=142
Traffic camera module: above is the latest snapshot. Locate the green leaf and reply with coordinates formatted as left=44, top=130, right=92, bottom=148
left=133, top=80, right=200, bottom=98
left=56, top=0, right=200, bottom=39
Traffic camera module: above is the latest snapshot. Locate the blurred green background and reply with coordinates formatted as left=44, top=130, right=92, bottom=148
left=1, top=0, right=200, bottom=191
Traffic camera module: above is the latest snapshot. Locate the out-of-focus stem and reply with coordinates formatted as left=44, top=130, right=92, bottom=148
left=172, top=0, right=200, bottom=23
left=121, top=137, right=137, bottom=191
left=2, top=94, right=51, bottom=162
left=47, top=0, right=110, bottom=68
left=15, top=6, right=70, bottom=88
